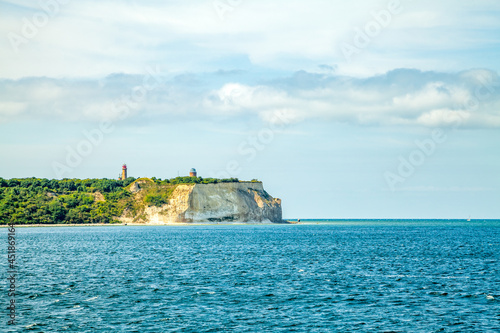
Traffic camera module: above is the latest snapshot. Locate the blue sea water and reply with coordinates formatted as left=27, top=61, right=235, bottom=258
left=2, top=220, right=500, bottom=332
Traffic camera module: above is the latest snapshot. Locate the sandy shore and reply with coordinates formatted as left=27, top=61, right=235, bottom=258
left=1, top=223, right=126, bottom=228
left=1, top=222, right=292, bottom=228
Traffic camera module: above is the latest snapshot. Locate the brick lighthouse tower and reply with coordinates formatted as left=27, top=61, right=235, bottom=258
left=120, top=164, right=127, bottom=180
left=189, top=168, right=197, bottom=177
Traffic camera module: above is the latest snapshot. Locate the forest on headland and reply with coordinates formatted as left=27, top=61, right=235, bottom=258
left=0, top=176, right=244, bottom=225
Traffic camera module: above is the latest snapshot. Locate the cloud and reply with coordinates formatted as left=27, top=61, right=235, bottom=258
left=392, top=186, right=495, bottom=192
left=0, top=68, right=499, bottom=128
left=1, top=0, right=500, bottom=78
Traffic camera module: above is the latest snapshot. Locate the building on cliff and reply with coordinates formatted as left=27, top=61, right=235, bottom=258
left=119, top=164, right=127, bottom=180
left=189, top=168, right=197, bottom=177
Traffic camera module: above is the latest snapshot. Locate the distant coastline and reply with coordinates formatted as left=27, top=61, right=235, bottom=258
left=3, top=219, right=499, bottom=228
left=0, top=222, right=286, bottom=228
left=0, top=175, right=282, bottom=225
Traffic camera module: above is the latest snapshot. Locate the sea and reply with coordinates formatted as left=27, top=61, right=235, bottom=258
left=2, top=220, right=499, bottom=332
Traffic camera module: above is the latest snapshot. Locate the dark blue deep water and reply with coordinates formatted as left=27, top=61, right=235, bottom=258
left=2, top=221, right=500, bottom=332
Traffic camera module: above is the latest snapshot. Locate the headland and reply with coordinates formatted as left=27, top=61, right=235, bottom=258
left=0, top=171, right=283, bottom=225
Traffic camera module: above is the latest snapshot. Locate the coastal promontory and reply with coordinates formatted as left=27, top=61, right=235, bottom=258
left=120, top=180, right=282, bottom=223
left=0, top=176, right=283, bottom=224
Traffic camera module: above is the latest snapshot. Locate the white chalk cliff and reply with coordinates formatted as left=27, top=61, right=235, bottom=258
left=121, top=182, right=282, bottom=223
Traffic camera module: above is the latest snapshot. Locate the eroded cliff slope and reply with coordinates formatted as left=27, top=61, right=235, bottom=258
left=119, top=181, right=282, bottom=223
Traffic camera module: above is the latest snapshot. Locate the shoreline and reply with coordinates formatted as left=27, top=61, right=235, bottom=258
left=0, top=222, right=292, bottom=228
left=2, top=219, right=498, bottom=228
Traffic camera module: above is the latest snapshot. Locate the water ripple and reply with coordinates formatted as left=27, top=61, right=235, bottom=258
left=2, top=223, right=499, bottom=332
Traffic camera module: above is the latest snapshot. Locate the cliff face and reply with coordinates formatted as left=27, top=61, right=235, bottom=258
left=186, top=182, right=282, bottom=222
left=121, top=182, right=282, bottom=223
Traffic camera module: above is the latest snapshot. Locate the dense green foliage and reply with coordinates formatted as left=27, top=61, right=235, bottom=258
left=158, top=177, right=240, bottom=185
left=0, top=176, right=241, bottom=225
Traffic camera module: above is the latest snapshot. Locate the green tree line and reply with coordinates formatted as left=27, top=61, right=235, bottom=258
left=0, top=176, right=240, bottom=225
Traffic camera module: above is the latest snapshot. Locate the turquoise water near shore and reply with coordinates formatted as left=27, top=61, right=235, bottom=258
left=2, top=220, right=499, bottom=332
left=289, top=219, right=500, bottom=226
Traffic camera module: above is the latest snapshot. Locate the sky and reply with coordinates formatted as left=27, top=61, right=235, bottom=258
left=1, top=0, right=499, bottom=219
